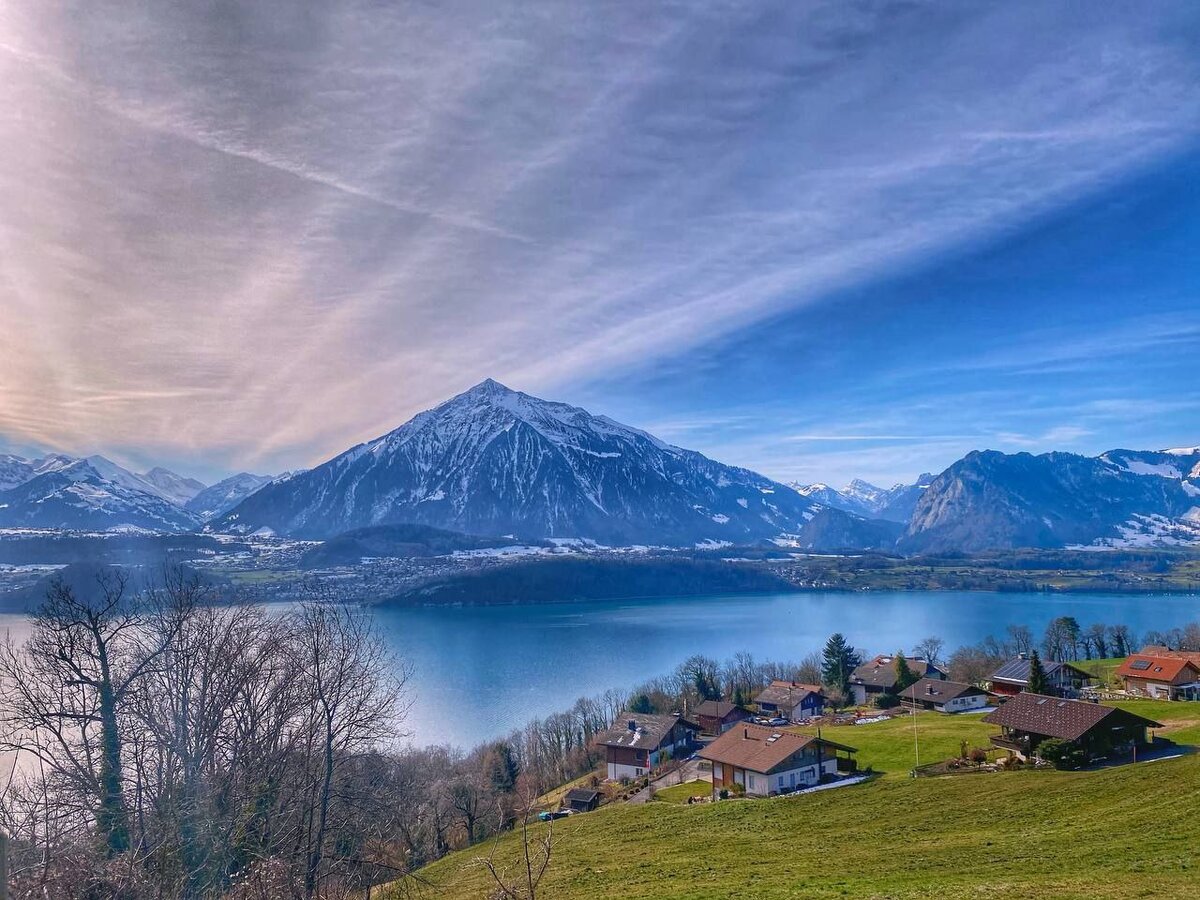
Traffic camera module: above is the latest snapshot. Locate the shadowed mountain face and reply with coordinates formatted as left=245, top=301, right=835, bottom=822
left=901, top=448, right=1200, bottom=553
left=212, top=380, right=820, bottom=544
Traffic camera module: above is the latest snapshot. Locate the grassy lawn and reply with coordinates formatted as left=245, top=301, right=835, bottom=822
left=789, top=709, right=997, bottom=778
left=652, top=780, right=710, bottom=803
left=1077, top=656, right=1125, bottom=687
left=537, top=771, right=601, bottom=810
left=404, top=752, right=1200, bottom=899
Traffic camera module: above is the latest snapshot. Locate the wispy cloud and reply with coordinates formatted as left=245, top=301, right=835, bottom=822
left=0, top=2, right=1198, bottom=479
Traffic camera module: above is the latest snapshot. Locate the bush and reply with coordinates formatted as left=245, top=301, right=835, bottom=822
left=875, top=692, right=901, bottom=709
left=1037, top=738, right=1086, bottom=770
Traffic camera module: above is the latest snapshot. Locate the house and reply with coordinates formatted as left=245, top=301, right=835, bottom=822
left=561, top=788, right=601, bottom=813
left=848, top=656, right=946, bottom=706
left=987, top=656, right=1093, bottom=698
left=593, top=712, right=699, bottom=781
left=698, top=723, right=856, bottom=798
left=982, top=692, right=1162, bottom=761
left=899, top=677, right=995, bottom=713
left=752, top=680, right=826, bottom=721
left=1138, top=645, right=1200, bottom=665
left=1115, top=654, right=1200, bottom=700
left=694, top=699, right=753, bottom=734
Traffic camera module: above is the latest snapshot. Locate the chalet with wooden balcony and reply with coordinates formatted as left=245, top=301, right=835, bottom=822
left=698, top=723, right=856, bottom=798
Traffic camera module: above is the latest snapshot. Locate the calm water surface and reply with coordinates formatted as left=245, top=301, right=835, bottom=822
left=3, top=590, right=1198, bottom=748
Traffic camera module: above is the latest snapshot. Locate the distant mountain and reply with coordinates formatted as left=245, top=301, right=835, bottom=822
left=213, top=379, right=821, bottom=544
left=874, top=474, right=934, bottom=523
left=789, top=475, right=931, bottom=523
left=299, top=523, right=535, bottom=569
left=185, top=472, right=274, bottom=521
left=0, top=459, right=200, bottom=532
left=901, top=448, right=1200, bottom=553
left=139, top=467, right=207, bottom=505
left=788, top=506, right=904, bottom=551
left=0, top=453, right=75, bottom=491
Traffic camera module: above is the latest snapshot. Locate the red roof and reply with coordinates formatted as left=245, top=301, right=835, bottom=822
left=1115, top=655, right=1200, bottom=684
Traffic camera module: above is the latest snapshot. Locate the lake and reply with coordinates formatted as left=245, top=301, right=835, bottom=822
left=3, top=590, right=1198, bottom=749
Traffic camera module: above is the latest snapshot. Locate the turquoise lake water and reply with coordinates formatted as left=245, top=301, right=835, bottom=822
left=3, top=589, right=1197, bottom=748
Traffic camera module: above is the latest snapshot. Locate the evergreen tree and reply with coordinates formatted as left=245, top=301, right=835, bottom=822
left=630, top=693, right=654, bottom=714
left=732, top=685, right=746, bottom=708
left=1027, top=650, right=1049, bottom=695
left=822, top=633, right=861, bottom=694
left=485, top=742, right=520, bottom=794
left=894, top=652, right=918, bottom=692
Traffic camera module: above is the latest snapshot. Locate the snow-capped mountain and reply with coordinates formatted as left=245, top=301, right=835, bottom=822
left=0, top=453, right=76, bottom=492
left=788, top=475, right=932, bottom=523
left=901, top=448, right=1200, bottom=552
left=185, top=472, right=274, bottom=521
left=139, top=466, right=207, bottom=505
left=0, top=458, right=201, bottom=532
left=212, top=379, right=822, bottom=543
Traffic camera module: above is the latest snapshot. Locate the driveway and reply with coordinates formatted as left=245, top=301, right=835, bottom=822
left=626, top=756, right=710, bottom=804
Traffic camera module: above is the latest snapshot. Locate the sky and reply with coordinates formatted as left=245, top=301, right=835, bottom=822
left=1, top=1, right=1199, bottom=488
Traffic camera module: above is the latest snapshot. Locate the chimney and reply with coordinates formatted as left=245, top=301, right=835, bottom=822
left=627, top=719, right=637, bottom=732
left=743, top=727, right=749, bottom=739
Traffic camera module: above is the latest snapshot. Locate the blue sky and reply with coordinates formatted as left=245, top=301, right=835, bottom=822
left=1, top=2, right=1199, bottom=487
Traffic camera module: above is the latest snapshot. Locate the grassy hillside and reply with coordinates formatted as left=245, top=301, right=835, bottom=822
left=401, top=701, right=1199, bottom=899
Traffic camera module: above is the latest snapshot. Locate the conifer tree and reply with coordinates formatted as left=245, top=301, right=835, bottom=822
left=1028, top=649, right=1049, bottom=695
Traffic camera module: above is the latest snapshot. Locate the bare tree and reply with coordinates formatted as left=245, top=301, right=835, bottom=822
left=912, top=636, right=945, bottom=667
left=292, top=603, right=408, bottom=899
left=476, top=796, right=553, bottom=900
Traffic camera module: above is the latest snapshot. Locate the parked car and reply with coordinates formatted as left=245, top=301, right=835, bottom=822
left=538, top=810, right=571, bottom=822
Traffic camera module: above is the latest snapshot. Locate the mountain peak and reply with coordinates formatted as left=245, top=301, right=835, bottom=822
left=463, top=378, right=516, bottom=398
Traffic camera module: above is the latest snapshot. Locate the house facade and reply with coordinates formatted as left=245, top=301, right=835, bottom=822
left=899, top=677, right=994, bottom=713
left=849, top=656, right=946, bottom=706
left=594, top=712, right=699, bottom=781
left=987, top=656, right=1093, bottom=698
left=982, top=692, right=1161, bottom=761
left=698, top=723, right=856, bottom=798
left=1115, top=654, right=1200, bottom=700
left=694, top=700, right=753, bottom=734
left=752, top=681, right=826, bottom=721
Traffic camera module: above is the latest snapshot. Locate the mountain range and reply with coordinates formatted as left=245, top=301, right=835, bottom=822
left=2, top=382, right=1198, bottom=553
left=789, top=475, right=933, bottom=523
left=0, top=453, right=273, bottom=532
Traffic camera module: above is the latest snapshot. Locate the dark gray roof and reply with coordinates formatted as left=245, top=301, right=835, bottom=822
left=900, top=678, right=991, bottom=704
left=752, top=681, right=823, bottom=708
left=694, top=700, right=750, bottom=720
left=982, top=693, right=1161, bottom=741
left=850, top=656, right=946, bottom=690
left=564, top=788, right=601, bottom=803
left=592, top=711, right=697, bottom=751
left=988, top=657, right=1091, bottom=685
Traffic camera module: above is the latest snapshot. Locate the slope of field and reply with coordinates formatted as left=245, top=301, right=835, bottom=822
left=404, top=701, right=1199, bottom=899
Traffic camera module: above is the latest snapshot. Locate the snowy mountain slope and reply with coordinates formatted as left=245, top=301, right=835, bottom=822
left=212, top=379, right=822, bottom=543
left=139, top=467, right=207, bottom=505
left=185, top=472, right=274, bottom=521
left=902, top=448, right=1200, bottom=552
left=0, top=459, right=201, bottom=532
left=788, top=475, right=931, bottom=523
left=0, top=453, right=76, bottom=491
